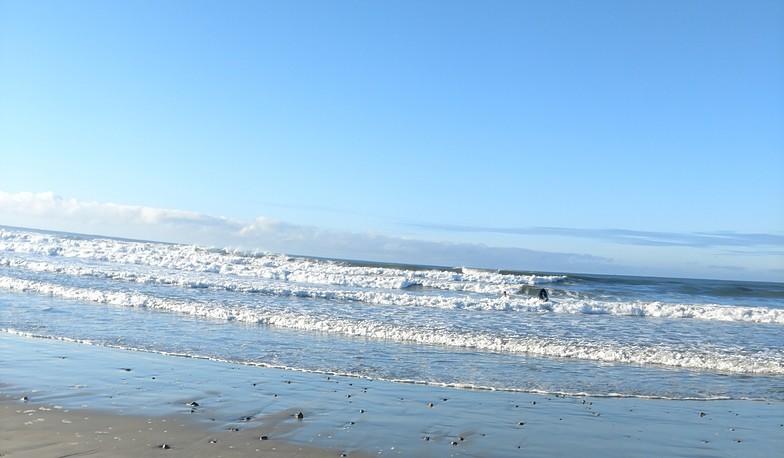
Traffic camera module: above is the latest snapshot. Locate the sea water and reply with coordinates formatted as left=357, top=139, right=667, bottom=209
left=1, top=227, right=783, bottom=401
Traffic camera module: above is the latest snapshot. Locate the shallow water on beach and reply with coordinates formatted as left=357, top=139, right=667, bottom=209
left=3, top=333, right=782, bottom=458
left=2, top=227, right=783, bottom=401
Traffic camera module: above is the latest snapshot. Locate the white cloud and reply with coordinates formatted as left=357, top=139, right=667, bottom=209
left=0, top=191, right=61, bottom=215
left=0, top=191, right=237, bottom=244
left=0, top=191, right=608, bottom=273
left=0, top=191, right=224, bottom=226
left=2, top=191, right=779, bottom=281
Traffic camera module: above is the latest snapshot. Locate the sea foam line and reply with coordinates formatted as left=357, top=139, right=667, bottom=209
left=0, top=229, right=558, bottom=292
left=2, top=329, right=747, bottom=401
left=2, top=255, right=782, bottom=324
left=2, top=276, right=782, bottom=375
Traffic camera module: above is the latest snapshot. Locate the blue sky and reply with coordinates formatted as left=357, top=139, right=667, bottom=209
left=1, top=0, right=783, bottom=282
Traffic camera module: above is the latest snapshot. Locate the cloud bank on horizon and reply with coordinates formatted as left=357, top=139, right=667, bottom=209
left=409, top=222, right=784, bottom=249
left=1, top=191, right=781, bottom=282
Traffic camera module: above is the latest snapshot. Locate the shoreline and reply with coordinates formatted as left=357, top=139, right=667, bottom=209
left=2, top=333, right=782, bottom=457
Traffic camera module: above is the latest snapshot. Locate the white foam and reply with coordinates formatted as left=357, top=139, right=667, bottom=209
left=547, top=298, right=784, bottom=324
left=1, top=275, right=782, bottom=376
left=0, top=228, right=559, bottom=294
left=2, top=228, right=783, bottom=377
left=2, top=249, right=781, bottom=324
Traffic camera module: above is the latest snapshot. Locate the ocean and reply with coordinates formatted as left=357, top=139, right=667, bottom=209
left=2, top=226, right=783, bottom=403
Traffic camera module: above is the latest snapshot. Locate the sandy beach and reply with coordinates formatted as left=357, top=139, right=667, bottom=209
left=2, top=333, right=782, bottom=457
left=0, top=399, right=355, bottom=458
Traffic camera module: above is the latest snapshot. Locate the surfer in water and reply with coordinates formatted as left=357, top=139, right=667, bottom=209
left=538, top=288, right=549, bottom=302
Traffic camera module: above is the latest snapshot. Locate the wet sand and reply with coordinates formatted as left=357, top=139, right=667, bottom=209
left=0, top=400, right=356, bottom=457
left=2, top=333, right=782, bottom=457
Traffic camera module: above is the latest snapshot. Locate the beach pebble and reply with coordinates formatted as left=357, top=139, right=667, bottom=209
left=260, top=435, right=269, bottom=440
left=700, top=412, right=706, bottom=417
left=188, top=401, right=200, bottom=407
left=209, top=439, right=217, bottom=444
left=157, top=444, right=172, bottom=449
left=20, top=396, right=28, bottom=402
left=295, top=411, right=304, bottom=419
left=428, top=402, right=434, bottom=408
left=450, top=441, right=458, bottom=446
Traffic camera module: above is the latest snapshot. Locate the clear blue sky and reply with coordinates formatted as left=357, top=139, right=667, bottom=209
left=1, top=0, right=783, bottom=281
